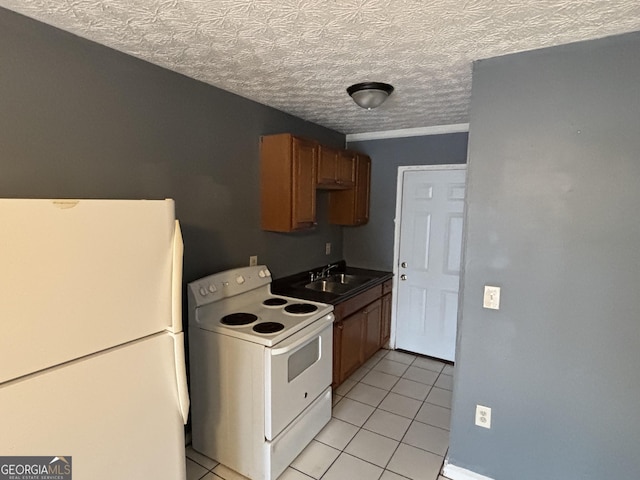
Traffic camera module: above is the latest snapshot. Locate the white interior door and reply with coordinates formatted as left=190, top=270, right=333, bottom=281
left=393, top=166, right=466, bottom=361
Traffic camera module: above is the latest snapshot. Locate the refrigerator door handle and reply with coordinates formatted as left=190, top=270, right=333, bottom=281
left=169, top=220, right=184, bottom=333
left=172, top=332, right=190, bottom=424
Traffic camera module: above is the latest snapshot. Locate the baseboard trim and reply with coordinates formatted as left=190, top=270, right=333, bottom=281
left=443, top=462, right=495, bottom=480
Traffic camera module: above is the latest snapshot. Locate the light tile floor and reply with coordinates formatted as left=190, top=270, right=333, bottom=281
left=186, top=349, right=454, bottom=480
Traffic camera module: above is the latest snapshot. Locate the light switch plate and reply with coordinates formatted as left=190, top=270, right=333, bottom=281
left=483, top=285, right=501, bottom=310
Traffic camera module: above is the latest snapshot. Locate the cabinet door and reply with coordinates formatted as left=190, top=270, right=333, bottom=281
left=337, top=150, right=355, bottom=187
left=291, top=137, right=317, bottom=229
left=381, top=293, right=392, bottom=348
left=328, top=153, right=371, bottom=225
left=317, top=145, right=338, bottom=186
left=339, top=310, right=364, bottom=383
left=363, top=299, right=382, bottom=360
left=354, top=155, right=371, bottom=225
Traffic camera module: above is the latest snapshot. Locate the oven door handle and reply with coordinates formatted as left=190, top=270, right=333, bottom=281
left=270, top=314, right=334, bottom=356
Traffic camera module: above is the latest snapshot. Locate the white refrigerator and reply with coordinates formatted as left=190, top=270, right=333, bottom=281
left=0, top=199, right=190, bottom=479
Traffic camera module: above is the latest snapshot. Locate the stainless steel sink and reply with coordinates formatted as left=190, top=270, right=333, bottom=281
left=326, top=273, right=373, bottom=286
left=304, top=273, right=374, bottom=295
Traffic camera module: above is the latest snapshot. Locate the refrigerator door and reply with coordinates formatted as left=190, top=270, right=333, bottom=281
left=0, top=332, right=186, bottom=480
left=0, top=199, right=180, bottom=384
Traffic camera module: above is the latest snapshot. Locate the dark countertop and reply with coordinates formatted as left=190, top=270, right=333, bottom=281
left=271, top=261, right=393, bottom=305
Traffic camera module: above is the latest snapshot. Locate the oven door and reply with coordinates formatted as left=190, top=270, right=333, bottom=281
left=264, top=313, right=333, bottom=441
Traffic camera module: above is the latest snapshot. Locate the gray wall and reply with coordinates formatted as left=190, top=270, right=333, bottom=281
left=0, top=7, right=345, bottom=282
left=449, top=32, right=640, bottom=479
left=345, top=134, right=468, bottom=270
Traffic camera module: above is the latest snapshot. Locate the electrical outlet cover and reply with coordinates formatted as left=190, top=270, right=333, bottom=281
left=475, top=405, right=491, bottom=429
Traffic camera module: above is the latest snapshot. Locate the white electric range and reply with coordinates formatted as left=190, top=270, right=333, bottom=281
left=188, top=265, right=334, bottom=480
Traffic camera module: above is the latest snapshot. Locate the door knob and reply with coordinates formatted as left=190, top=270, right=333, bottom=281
left=401, top=262, right=407, bottom=268
left=400, top=274, right=407, bottom=280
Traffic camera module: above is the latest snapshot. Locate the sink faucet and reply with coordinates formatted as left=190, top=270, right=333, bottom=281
left=321, top=263, right=339, bottom=278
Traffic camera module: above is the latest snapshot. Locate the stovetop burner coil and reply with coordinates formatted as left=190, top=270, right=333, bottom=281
left=263, top=298, right=288, bottom=306
left=284, top=303, right=318, bottom=314
left=252, top=322, right=285, bottom=334
left=221, top=312, right=258, bottom=326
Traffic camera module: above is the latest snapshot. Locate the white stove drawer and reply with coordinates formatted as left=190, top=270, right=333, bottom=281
left=264, top=314, right=333, bottom=440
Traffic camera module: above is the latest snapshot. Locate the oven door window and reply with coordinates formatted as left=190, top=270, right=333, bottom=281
left=288, top=337, right=319, bottom=382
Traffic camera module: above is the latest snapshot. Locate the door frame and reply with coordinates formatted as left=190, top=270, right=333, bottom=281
left=390, top=164, right=467, bottom=350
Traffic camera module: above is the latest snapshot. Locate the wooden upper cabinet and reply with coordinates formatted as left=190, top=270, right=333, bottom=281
left=328, top=153, right=371, bottom=226
left=317, top=146, right=355, bottom=189
left=261, top=134, right=317, bottom=232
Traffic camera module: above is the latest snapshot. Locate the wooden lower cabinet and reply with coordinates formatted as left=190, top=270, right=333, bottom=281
left=363, top=299, right=382, bottom=360
left=380, top=279, right=392, bottom=347
left=338, top=309, right=365, bottom=382
left=332, top=279, right=393, bottom=388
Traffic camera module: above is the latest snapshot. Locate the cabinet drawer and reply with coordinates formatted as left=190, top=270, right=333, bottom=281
left=334, top=284, right=382, bottom=320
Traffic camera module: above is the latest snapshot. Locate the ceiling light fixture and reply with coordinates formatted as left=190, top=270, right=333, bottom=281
left=347, top=82, right=394, bottom=109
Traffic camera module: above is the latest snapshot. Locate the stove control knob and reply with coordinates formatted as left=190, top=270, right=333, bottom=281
left=260, top=268, right=271, bottom=277
left=199, top=287, right=208, bottom=297
left=236, top=275, right=245, bottom=284
left=208, top=284, right=217, bottom=293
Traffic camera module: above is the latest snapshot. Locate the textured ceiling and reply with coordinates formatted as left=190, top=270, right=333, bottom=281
left=2, top=1, right=640, bottom=134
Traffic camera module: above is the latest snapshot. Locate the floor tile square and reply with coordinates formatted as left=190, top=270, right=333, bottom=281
left=345, top=428, right=399, bottom=467
left=345, top=382, right=388, bottom=407
left=378, top=392, right=422, bottom=418
left=391, top=378, right=432, bottom=401
left=415, top=402, right=452, bottom=430
left=187, top=458, right=209, bottom=480
left=290, top=440, right=340, bottom=479
left=321, top=453, right=383, bottom=480
left=387, top=443, right=443, bottom=480
left=384, top=350, right=417, bottom=365
left=373, top=359, right=409, bottom=376
left=363, top=408, right=412, bottom=441
left=211, top=464, right=250, bottom=480
left=335, top=378, right=357, bottom=396
left=348, top=365, right=371, bottom=382
left=411, top=357, right=445, bottom=373
left=372, top=349, right=389, bottom=361
left=363, top=355, right=382, bottom=369
left=361, top=369, right=400, bottom=390
left=332, top=398, right=375, bottom=426
left=314, top=417, right=359, bottom=450
left=435, top=374, right=453, bottom=391
left=380, top=471, right=407, bottom=480
left=402, top=366, right=439, bottom=385
left=402, top=421, right=450, bottom=456
left=201, top=473, right=224, bottom=480
left=186, top=445, right=219, bottom=470
left=332, top=394, right=343, bottom=407
left=276, top=468, right=313, bottom=480
left=426, top=387, right=453, bottom=408
left=442, top=364, right=455, bottom=376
